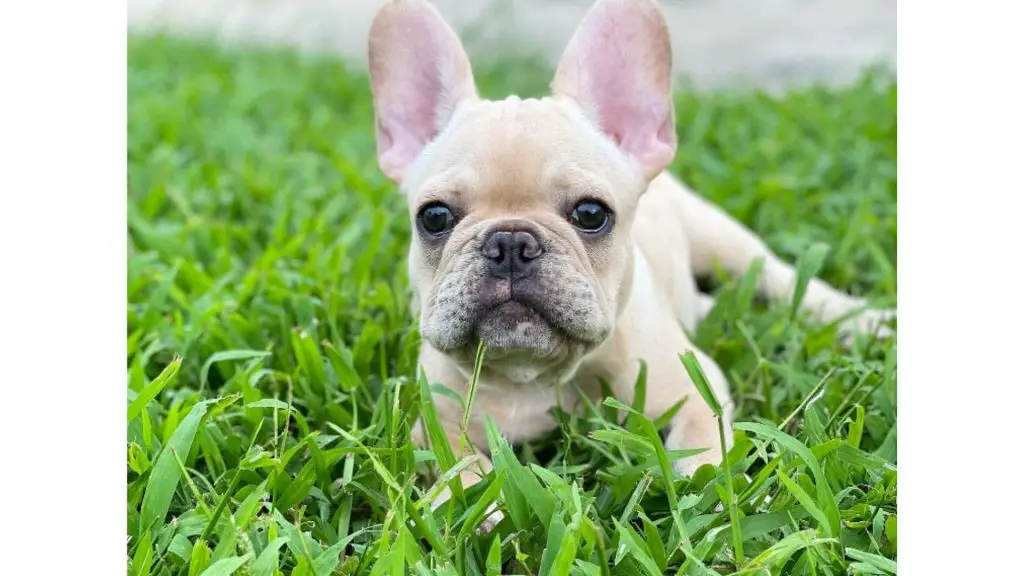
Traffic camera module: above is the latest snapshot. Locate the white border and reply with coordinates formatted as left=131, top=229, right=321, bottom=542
left=0, top=0, right=126, bottom=571
left=898, top=0, right=1024, bottom=573
left=1, top=0, right=1022, bottom=572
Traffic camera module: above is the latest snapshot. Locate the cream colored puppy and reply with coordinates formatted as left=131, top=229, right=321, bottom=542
left=368, top=0, right=893, bottom=521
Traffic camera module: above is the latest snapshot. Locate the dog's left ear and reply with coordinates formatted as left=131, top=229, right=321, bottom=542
left=552, top=0, right=676, bottom=180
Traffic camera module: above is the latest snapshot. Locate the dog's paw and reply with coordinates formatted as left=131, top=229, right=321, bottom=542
left=476, top=503, right=505, bottom=535
left=838, top=307, right=895, bottom=346
left=696, top=293, right=717, bottom=322
left=673, top=452, right=718, bottom=479
left=430, top=488, right=504, bottom=534
left=429, top=486, right=455, bottom=512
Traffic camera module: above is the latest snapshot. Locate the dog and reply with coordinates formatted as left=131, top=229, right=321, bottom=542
left=367, top=0, right=893, bottom=529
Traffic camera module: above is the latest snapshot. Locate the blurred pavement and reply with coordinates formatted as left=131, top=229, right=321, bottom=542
left=127, top=0, right=895, bottom=91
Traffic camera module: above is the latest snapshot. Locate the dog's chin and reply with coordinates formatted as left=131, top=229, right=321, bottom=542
left=474, top=301, right=563, bottom=357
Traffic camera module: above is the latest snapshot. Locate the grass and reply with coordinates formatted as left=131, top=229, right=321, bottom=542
left=127, top=35, right=897, bottom=576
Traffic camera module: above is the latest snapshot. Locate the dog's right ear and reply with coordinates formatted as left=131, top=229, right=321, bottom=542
left=368, top=0, right=477, bottom=182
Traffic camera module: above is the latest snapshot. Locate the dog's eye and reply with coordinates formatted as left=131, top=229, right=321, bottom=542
left=570, top=200, right=612, bottom=234
left=417, top=203, right=456, bottom=236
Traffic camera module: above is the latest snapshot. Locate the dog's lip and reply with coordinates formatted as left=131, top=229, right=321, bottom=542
left=478, top=285, right=548, bottom=323
left=479, top=279, right=523, bottom=311
left=491, top=298, right=532, bottom=314
left=481, top=292, right=579, bottom=341
left=472, top=282, right=606, bottom=346
left=483, top=295, right=537, bottom=318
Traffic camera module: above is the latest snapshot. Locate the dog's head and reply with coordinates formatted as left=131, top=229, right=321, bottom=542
left=368, top=0, right=677, bottom=381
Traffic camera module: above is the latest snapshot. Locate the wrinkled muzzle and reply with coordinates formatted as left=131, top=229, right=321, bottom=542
left=420, top=219, right=612, bottom=357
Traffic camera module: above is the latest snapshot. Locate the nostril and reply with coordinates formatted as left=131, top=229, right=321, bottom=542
left=515, top=231, right=544, bottom=261
left=481, top=231, right=510, bottom=262
left=482, top=228, right=543, bottom=276
left=482, top=243, right=502, bottom=261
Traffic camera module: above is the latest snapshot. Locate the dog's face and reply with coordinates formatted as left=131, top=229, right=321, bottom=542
left=404, top=98, right=643, bottom=372
left=368, top=0, right=677, bottom=380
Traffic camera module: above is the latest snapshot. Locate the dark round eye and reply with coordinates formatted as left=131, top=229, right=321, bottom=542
left=570, top=200, right=612, bottom=234
left=417, top=203, right=456, bottom=236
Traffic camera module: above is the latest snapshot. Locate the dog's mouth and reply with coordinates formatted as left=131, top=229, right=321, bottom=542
left=488, top=298, right=535, bottom=320
left=474, top=295, right=562, bottom=354
left=467, top=274, right=611, bottom=354
left=483, top=282, right=550, bottom=322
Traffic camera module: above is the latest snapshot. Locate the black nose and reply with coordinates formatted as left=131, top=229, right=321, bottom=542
left=481, top=230, right=544, bottom=279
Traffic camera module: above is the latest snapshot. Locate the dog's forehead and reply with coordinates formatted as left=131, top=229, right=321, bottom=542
left=454, top=97, right=584, bottom=158
left=468, top=95, right=562, bottom=123
left=415, top=96, right=631, bottom=206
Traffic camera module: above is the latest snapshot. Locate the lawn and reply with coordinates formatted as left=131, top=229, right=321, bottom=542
left=127, top=35, right=897, bottom=576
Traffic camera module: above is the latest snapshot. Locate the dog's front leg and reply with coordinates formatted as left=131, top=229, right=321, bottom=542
left=412, top=416, right=492, bottom=497
left=410, top=413, right=502, bottom=526
left=610, top=339, right=735, bottom=477
left=663, top=400, right=727, bottom=477
left=662, top=350, right=736, bottom=477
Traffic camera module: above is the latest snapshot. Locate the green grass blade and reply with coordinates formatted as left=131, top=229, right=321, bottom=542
left=679, top=352, right=722, bottom=416
left=199, top=350, right=270, bottom=393
left=627, top=359, right=648, bottom=433
left=417, top=370, right=464, bottom=506
left=790, top=243, right=830, bottom=317
left=739, top=529, right=836, bottom=574
left=845, top=548, right=897, bottom=575
left=486, top=536, right=502, bottom=576
left=198, top=553, right=253, bottom=576
left=456, top=470, right=505, bottom=540
left=130, top=530, right=154, bottom=576
left=188, top=539, right=212, bottom=576
left=539, top=511, right=569, bottom=576
left=848, top=405, right=866, bottom=448
left=612, top=519, right=661, bottom=576
left=253, top=537, right=288, bottom=576
left=461, top=342, right=485, bottom=438
left=777, top=470, right=833, bottom=537
left=484, top=417, right=554, bottom=529
left=127, top=356, right=181, bottom=423
left=735, top=421, right=841, bottom=537
left=139, top=398, right=212, bottom=534
left=640, top=513, right=667, bottom=572
left=679, top=351, right=742, bottom=562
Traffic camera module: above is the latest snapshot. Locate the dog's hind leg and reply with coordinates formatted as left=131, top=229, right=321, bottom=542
left=664, top=176, right=894, bottom=339
left=696, top=293, right=717, bottom=323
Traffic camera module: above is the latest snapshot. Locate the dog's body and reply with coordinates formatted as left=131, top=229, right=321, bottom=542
left=367, top=0, right=893, bottom=523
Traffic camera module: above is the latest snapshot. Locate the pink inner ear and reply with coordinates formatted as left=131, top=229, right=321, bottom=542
left=369, top=1, right=476, bottom=182
left=554, top=0, right=677, bottom=178
left=595, top=83, right=673, bottom=163
left=376, top=55, right=449, bottom=179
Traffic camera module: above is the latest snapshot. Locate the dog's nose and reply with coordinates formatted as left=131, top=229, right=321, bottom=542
left=481, top=230, right=544, bottom=279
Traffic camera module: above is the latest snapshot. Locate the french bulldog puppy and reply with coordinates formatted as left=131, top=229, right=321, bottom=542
left=367, top=0, right=893, bottom=527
